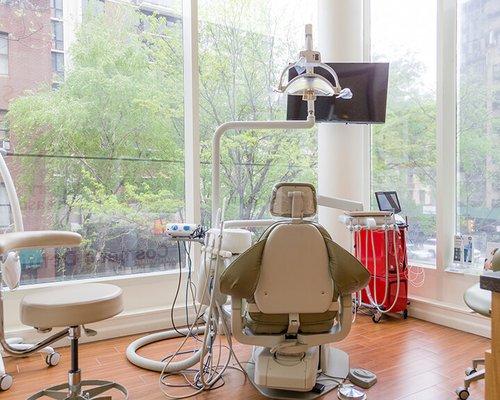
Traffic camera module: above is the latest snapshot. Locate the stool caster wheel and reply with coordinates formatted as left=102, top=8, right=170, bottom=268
left=45, top=352, right=61, bottom=367
left=403, top=309, right=408, bottom=319
left=372, top=313, right=382, bottom=323
left=0, top=373, right=13, bottom=391
left=464, top=367, right=476, bottom=376
left=456, top=387, right=470, bottom=400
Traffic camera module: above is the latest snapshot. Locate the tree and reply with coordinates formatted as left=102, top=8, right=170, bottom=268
left=371, top=53, right=437, bottom=243
left=8, top=3, right=185, bottom=276
left=197, top=0, right=317, bottom=222
left=7, top=0, right=317, bottom=278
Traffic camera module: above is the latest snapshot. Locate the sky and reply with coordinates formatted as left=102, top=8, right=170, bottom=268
left=371, top=0, right=437, bottom=86
left=198, top=0, right=436, bottom=85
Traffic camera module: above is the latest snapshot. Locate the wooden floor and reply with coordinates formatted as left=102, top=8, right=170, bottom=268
left=3, top=315, right=490, bottom=400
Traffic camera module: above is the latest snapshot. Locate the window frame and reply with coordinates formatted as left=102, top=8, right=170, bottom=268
left=3, top=0, right=486, bottom=294
left=51, top=20, right=64, bottom=51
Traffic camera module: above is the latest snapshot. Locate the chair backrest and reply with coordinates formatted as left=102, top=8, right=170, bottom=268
left=254, top=223, right=333, bottom=314
left=254, top=183, right=333, bottom=314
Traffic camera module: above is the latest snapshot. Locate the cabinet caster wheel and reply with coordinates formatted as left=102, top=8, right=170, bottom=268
left=45, top=352, right=61, bottom=367
left=464, top=367, right=476, bottom=376
left=456, top=387, right=469, bottom=400
left=0, top=374, right=13, bottom=391
left=372, top=314, right=381, bottom=323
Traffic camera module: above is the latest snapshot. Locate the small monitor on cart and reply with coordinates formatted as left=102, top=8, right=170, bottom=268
left=375, top=191, right=401, bottom=214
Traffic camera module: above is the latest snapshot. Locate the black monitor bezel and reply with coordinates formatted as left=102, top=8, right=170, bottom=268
left=375, top=191, right=401, bottom=214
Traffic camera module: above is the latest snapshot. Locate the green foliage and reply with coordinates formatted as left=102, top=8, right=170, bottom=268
left=198, top=2, right=317, bottom=222
left=7, top=2, right=185, bottom=278
left=372, top=53, right=437, bottom=239
left=8, top=3, right=185, bottom=231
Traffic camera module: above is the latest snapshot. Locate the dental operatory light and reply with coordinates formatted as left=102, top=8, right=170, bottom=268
left=276, top=24, right=353, bottom=102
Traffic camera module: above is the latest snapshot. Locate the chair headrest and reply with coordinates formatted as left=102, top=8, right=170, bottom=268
left=270, top=182, right=317, bottom=218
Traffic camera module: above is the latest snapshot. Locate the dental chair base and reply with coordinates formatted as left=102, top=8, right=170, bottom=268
left=246, top=346, right=349, bottom=399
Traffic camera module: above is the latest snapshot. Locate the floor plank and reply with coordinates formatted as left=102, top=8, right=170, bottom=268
left=2, top=315, right=489, bottom=399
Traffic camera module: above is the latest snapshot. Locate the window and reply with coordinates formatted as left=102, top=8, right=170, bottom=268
left=0, top=184, right=10, bottom=228
left=52, top=20, right=64, bottom=50
left=494, top=64, right=500, bottom=81
left=4, top=0, right=185, bottom=285
left=370, top=0, right=438, bottom=266
left=51, top=0, right=63, bottom=19
left=0, top=110, right=9, bottom=149
left=51, top=51, right=64, bottom=78
left=457, top=0, right=500, bottom=265
left=0, top=32, right=8, bottom=75
left=198, top=0, right=318, bottom=224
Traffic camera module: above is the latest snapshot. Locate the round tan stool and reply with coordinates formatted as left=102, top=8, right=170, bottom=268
left=20, top=283, right=128, bottom=400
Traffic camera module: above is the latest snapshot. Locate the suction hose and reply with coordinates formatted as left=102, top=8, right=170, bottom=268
left=126, top=327, right=205, bottom=372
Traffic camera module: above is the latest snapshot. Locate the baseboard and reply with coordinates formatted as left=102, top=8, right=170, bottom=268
left=408, top=295, right=491, bottom=338
left=5, top=304, right=199, bottom=351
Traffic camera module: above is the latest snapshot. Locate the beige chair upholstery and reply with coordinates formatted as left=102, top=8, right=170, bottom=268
left=220, top=182, right=370, bottom=336
left=21, top=283, right=123, bottom=329
left=464, top=283, right=491, bottom=318
left=456, top=250, right=500, bottom=399
left=254, top=223, right=333, bottom=314
left=0, top=231, right=81, bottom=255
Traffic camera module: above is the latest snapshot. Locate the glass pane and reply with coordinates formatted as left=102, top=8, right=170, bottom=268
left=0, top=34, right=8, bottom=75
left=51, top=51, right=64, bottom=78
left=0, top=33, right=7, bottom=55
left=371, top=0, right=437, bottom=266
left=0, top=55, right=7, bottom=75
left=2, top=0, right=185, bottom=285
left=198, top=0, right=318, bottom=224
left=51, top=0, right=63, bottom=19
left=52, top=20, right=64, bottom=50
left=457, top=0, right=500, bottom=269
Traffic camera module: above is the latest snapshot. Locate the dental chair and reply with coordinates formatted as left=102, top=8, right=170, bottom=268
left=220, top=183, right=370, bottom=399
left=0, top=230, right=127, bottom=399
left=456, top=250, right=500, bottom=400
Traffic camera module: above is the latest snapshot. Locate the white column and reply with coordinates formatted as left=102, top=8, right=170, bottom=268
left=183, top=0, right=201, bottom=275
left=317, top=0, right=368, bottom=248
left=183, top=0, right=201, bottom=226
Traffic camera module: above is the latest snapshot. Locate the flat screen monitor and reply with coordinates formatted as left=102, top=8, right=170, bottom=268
left=286, top=62, right=389, bottom=124
left=375, top=191, right=401, bottom=214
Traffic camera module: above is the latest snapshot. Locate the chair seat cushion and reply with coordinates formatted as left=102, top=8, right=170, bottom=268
left=20, top=283, right=123, bottom=328
left=245, top=311, right=337, bottom=334
left=464, top=283, right=491, bottom=318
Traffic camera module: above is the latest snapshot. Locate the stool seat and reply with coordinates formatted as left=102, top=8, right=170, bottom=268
left=20, top=283, right=123, bottom=328
left=464, top=283, right=491, bottom=318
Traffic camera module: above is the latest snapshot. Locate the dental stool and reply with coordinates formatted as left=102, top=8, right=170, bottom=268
left=220, top=183, right=370, bottom=399
left=0, top=231, right=127, bottom=400
left=456, top=251, right=500, bottom=400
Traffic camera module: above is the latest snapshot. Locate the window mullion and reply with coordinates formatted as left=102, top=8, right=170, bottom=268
left=436, top=0, right=457, bottom=270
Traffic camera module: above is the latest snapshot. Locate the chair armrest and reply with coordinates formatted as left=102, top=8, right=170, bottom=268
left=0, top=231, right=82, bottom=255
left=230, top=294, right=353, bottom=349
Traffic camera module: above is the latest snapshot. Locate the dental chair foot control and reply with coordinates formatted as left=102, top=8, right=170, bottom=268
left=0, top=373, right=13, bottom=391
left=312, top=383, right=325, bottom=394
left=338, top=384, right=366, bottom=400
left=348, top=368, right=377, bottom=389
